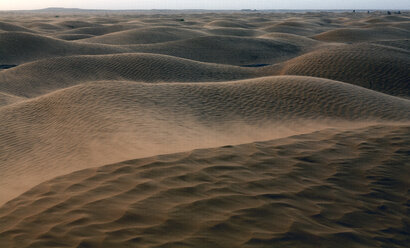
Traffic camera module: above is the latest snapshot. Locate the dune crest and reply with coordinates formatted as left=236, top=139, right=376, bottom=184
left=0, top=76, right=409, bottom=205
left=0, top=124, right=408, bottom=248
left=280, top=43, right=410, bottom=97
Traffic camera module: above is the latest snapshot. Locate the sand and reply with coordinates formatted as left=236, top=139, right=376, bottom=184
left=0, top=10, right=409, bottom=248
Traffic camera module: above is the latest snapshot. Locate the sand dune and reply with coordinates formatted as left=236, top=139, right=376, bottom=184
left=0, top=92, right=25, bottom=106
left=258, top=32, right=320, bottom=50
left=58, top=24, right=136, bottom=36
left=372, top=39, right=410, bottom=50
left=0, top=53, right=263, bottom=99
left=0, top=124, right=408, bottom=248
left=0, top=31, right=314, bottom=66
left=280, top=43, right=410, bottom=97
left=0, top=21, right=35, bottom=33
left=21, top=22, right=66, bottom=33
left=262, top=21, right=328, bottom=36
left=0, top=32, right=130, bottom=64
left=313, top=27, right=410, bottom=43
left=393, top=22, right=410, bottom=31
left=205, top=27, right=262, bottom=37
left=55, top=33, right=95, bottom=41
left=56, top=20, right=102, bottom=29
left=205, top=19, right=254, bottom=28
left=365, top=15, right=410, bottom=24
left=81, top=27, right=207, bottom=45
left=131, top=35, right=304, bottom=65
left=0, top=76, right=409, bottom=205
left=0, top=10, right=409, bottom=248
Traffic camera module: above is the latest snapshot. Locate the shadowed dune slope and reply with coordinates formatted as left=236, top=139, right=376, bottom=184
left=58, top=24, right=137, bottom=36
left=206, top=27, right=262, bottom=37
left=205, top=19, right=254, bottom=28
left=0, top=92, right=25, bottom=106
left=22, top=22, right=65, bottom=33
left=0, top=53, right=261, bottom=99
left=0, top=21, right=35, bottom=33
left=0, top=76, right=409, bottom=205
left=258, top=32, right=321, bottom=50
left=0, top=32, right=313, bottom=66
left=313, top=27, right=410, bottom=43
left=0, top=32, right=130, bottom=64
left=262, top=21, right=329, bottom=36
left=54, top=33, right=95, bottom=41
left=280, top=43, right=410, bottom=97
left=364, top=15, right=410, bottom=24
left=81, top=27, right=207, bottom=45
left=56, top=20, right=102, bottom=29
left=131, top=36, right=303, bottom=65
left=0, top=124, right=408, bottom=248
left=393, top=22, right=410, bottom=31
left=371, top=39, right=410, bottom=51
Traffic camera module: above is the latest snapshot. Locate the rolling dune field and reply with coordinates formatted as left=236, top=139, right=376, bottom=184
left=0, top=9, right=409, bottom=248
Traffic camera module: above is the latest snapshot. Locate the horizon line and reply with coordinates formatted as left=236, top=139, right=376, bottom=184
left=0, top=7, right=409, bottom=11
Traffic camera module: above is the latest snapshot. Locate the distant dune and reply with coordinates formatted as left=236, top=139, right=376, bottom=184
left=207, top=27, right=262, bottom=37
left=0, top=53, right=261, bottom=99
left=58, top=24, right=137, bottom=36
left=280, top=43, right=410, bottom=97
left=81, top=27, right=207, bottom=45
left=0, top=32, right=130, bottom=64
left=0, top=21, right=35, bottom=33
left=262, top=20, right=329, bottom=35
left=313, top=27, right=410, bottom=43
left=129, top=35, right=305, bottom=65
left=0, top=10, right=409, bottom=248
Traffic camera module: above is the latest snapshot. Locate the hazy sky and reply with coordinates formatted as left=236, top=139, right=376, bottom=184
left=0, top=0, right=409, bottom=10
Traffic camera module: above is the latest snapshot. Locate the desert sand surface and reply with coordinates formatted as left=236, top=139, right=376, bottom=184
left=0, top=9, right=409, bottom=248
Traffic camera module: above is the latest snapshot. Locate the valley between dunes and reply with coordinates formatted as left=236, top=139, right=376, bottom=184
left=0, top=9, right=409, bottom=248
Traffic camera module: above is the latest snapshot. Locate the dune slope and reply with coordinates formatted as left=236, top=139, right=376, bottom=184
left=0, top=32, right=130, bottom=64
left=130, top=36, right=303, bottom=65
left=81, top=27, right=207, bottom=45
left=0, top=53, right=261, bottom=99
left=313, top=27, right=410, bottom=43
left=0, top=124, right=408, bottom=248
left=280, top=43, right=410, bottom=97
left=0, top=76, right=409, bottom=205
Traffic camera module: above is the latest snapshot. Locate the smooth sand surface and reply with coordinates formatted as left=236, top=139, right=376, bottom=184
left=0, top=10, right=409, bottom=248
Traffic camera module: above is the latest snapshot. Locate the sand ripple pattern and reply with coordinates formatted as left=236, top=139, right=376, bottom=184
left=280, top=43, right=410, bottom=97
left=0, top=53, right=259, bottom=99
left=0, top=76, right=409, bottom=205
left=0, top=125, right=408, bottom=248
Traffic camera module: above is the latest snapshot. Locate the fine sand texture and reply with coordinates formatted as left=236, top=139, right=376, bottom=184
left=0, top=124, right=409, bottom=248
left=0, top=10, right=409, bottom=248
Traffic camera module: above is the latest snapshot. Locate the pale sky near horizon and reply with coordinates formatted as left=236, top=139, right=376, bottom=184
left=0, top=0, right=409, bottom=10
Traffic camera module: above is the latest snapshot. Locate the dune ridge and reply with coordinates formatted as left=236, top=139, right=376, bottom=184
left=128, top=35, right=305, bottom=65
left=280, top=43, right=410, bottom=97
left=0, top=53, right=261, bottom=99
left=0, top=124, right=408, bottom=248
left=0, top=21, right=35, bottom=33
left=312, top=27, right=410, bottom=43
left=81, top=26, right=207, bottom=45
left=0, top=32, right=130, bottom=64
left=0, top=76, right=409, bottom=205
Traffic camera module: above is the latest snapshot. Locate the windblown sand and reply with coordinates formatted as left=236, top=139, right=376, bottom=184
left=0, top=10, right=409, bottom=248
